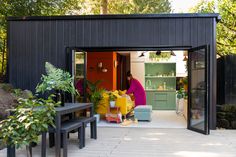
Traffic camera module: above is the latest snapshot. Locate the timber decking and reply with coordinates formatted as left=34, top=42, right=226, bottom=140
left=0, top=128, right=235, bottom=157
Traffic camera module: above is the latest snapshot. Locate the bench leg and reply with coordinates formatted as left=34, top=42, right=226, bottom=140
left=90, top=122, right=94, bottom=139
left=82, top=124, right=86, bottom=147
left=49, top=133, right=55, bottom=148
left=63, top=133, right=67, bottom=157
left=78, top=127, right=84, bottom=149
left=93, top=120, right=97, bottom=139
left=41, top=132, right=47, bottom=157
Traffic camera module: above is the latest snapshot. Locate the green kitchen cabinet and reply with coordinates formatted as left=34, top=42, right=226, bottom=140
left=146, top=91, right=176, bottom=110
left=145, top=62, right=176, bottom=110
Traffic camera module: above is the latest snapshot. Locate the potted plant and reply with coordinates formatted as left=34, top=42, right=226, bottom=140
left=176, top=88, right=185, bottom=114
left=109, top=93, right=116, bottom=108
left=89, top=89, right=104, bottom=123
left=0, top=95, right=59, bottom=157
left=36, top=62, right=77, bottom=105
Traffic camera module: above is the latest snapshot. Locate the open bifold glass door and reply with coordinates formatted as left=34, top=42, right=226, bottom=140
left=66, top=48, right=87, bottom=102
left=188, top=45, right=210, bottom=135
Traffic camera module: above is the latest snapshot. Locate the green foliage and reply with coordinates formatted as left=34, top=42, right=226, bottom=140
left=0, top=95, right=59, bottom=148
left=86, top=80, right=103, bottom=93
left=36, top=62, right=76, bottom=95
left=109, top=93, right=116, bottom=101
left=190, top=0, right=236, bottom=56
left=149, top=52, right=171, bottom=60
left=0, top=83, right=14, bottom=92
left=125, top=0, right=172, bottom=14
left=74, top=0, right=172, bottom=14
left=221, top=104, right=236, bottom=112
left=90, top=89, right=105, bottom=114
left=177, top=88, right=185, bottom=99
left=189, top=0, right=215, bottom=13
left=13, top=89, right=23, bottom=97
left=182, top=77, right=188, bottom=85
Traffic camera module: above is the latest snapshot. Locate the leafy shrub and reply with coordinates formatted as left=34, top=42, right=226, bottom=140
left=90, top=89, right=105, bottom=114
left=36, top=62, right=76, bottom=95
left=0, top=83, right=13, bottom=93
left=0, top=95, right=59, bottom=148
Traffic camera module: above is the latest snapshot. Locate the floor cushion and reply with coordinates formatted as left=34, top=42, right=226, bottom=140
left=134, top=105, right=152, bottom=121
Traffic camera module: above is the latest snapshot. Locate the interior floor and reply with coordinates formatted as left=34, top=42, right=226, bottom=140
left=97, top=111, right=187, bottom=129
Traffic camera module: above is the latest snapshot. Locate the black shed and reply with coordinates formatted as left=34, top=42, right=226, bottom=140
left=7, top=14, right=220, bottom=133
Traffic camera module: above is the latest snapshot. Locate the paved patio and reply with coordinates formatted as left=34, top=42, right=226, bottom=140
left=0, top=128, right=235, bottom=157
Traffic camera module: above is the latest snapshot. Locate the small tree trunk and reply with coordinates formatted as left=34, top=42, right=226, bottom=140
left=101, top=0, right=108, bottom=14
left=26, top=145, right=32, bottom=157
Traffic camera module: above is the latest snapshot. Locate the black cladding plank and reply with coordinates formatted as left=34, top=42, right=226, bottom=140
left=168, top=18, right=176, bottom=45
left=175, top=18, right=183, bottom=46
left=57, top=21, right=66, bottom=67
left=183, top=18, right=191, bottom=46
left=160, top=19, right=169, bottom=46
left=197, top=18, right=206, bottom=45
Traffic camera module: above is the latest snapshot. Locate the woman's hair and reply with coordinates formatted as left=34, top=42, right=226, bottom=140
left=127, top=71, right=132, bottom=77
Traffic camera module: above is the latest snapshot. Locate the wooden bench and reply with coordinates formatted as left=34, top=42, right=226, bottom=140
left=42, top=120, right=83, bottom=157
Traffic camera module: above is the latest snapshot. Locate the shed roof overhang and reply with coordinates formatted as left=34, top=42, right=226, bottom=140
left=7, top=13, right=221, bottom=22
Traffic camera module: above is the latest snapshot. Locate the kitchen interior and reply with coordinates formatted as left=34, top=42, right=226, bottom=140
left=74, top=50, right=188, bottom=128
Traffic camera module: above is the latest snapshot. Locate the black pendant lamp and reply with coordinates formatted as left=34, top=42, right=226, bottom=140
left=170, top=50, right=176, bottom=56
left=138, top=52, right=145, bottom=57
left=156, top=50, right=161, bottom=55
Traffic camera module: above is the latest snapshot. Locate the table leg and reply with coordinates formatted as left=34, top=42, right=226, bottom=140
left=55, top=114, right=61, bottom=157
left=90, top=105, right=94, bottom=117
left=7, top=145, right=15, bottom=157
left=41, top=132, right=47, bottom=157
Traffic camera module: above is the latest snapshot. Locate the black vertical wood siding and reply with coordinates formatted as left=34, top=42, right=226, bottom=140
left=7, top=14, right=219, bottom=129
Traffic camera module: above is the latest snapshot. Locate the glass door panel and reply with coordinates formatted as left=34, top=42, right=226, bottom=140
left=74, top=51, right=87, bottom=102
left=188, top=45, right=209, bottom=135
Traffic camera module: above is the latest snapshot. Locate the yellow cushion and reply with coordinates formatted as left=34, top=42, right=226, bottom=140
left=96, top=90, right=134, bottom=116
left=119, top=90, right=127, bottom=95
left=96, top=92, right=109, bottom=115
left=111, top=90, right=121, bottom=98
left=116, top=96, right=134, bottom=115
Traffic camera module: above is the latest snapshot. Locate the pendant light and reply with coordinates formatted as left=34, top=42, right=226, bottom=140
left=156, top=50, right=161, bottom=55
left=138, top=52, right=145, bottom=57
left=183, top=55, right=188, bottom=61
left=170, top=50, right=176, bottom=56
left=183, top=52, right=188, bottom=61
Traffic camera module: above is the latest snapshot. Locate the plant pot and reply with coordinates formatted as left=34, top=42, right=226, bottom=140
left=94, top=114, right=100, bottom=123
left=110, top=101, right=116, bottom=108
left=55, top=90, right=65, bottom=106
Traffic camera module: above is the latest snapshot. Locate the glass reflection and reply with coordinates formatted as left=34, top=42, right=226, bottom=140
left=190, top=48, right=206, bottom=131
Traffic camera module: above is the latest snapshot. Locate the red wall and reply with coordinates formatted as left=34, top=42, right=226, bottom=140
left=87, top=52, right=117, bottom=91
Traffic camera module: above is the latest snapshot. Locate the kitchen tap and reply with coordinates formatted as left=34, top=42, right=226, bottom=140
left=146, top=79, right=152, bottom=89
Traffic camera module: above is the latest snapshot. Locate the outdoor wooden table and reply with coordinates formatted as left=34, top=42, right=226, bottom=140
left=54, top=103, right=93, bottom=157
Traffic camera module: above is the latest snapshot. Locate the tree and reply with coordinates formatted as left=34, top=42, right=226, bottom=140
left=190, top=0, right=236, bottom=56
left=0, top=0, right=83, bottom=79
left=0, top=0, right=172, bottom=78
left=126, top=0, right=172, bottom=14
left=75, top=0, right=172, bottom=15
